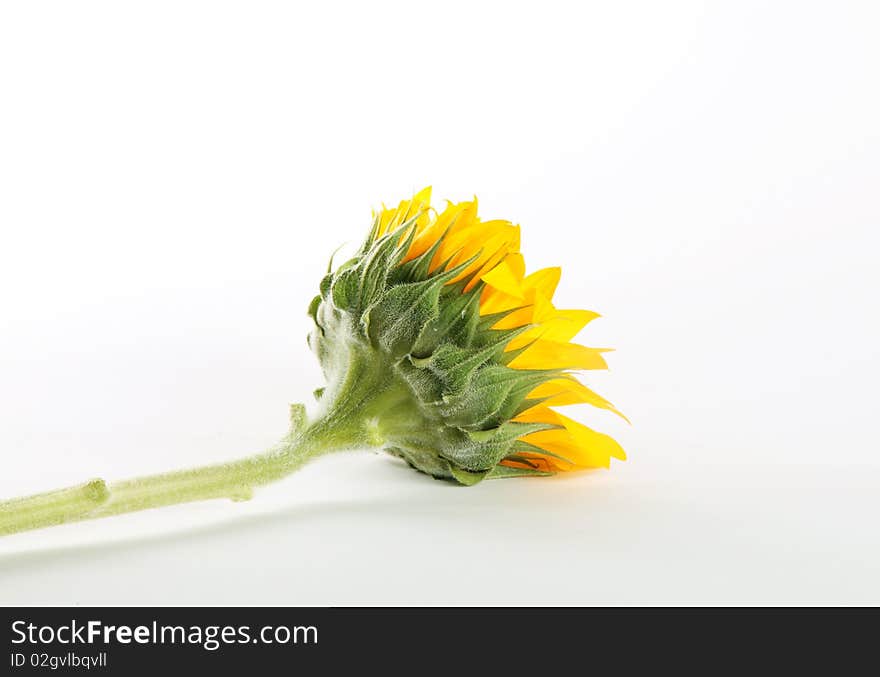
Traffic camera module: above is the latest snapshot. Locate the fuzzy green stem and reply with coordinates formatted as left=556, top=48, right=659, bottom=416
left=0, top=336, right=422, bottom=538
left=0, top=411, right=371, bottom=538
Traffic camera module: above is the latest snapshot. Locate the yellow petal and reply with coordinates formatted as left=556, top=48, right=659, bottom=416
left=376, top=186, right=432, bottom=238
left=462, top=243, right=514, bottom=293
left=446, top=222, right=520, bottom=285
left=515, top=406, right=624, bottom=468
left=523, top=267, right=561, bottom=299
left=505, top=253, right=525, bottom=279
left=522, top=429, right=610, bottom=468
left=508, top=339, right=608, bottom=370
left=480, top=256, right=526, bottom=299
left=428, top=201, right=481, bottom=270
left=486, top=288, right=554, bottom=332
left=513, top=405, right=564, bottom=425
left=489, top=305, right=533, bottom=330
left=403, top=186, right=433, bottom=227
left=554, top=409, right=627, bottom=461
left=505, top=308, right=599, bottom=349
left=526, top=378, right=629, bottom=422
left=480, top=286, right=525, bottom=315
left=468, top=252, right=525, bottom=295
left=403, top=200, right=462, bottom=261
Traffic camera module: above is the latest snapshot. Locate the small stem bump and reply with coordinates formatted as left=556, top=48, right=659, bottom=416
left=0, top=478, right=110, bottom=536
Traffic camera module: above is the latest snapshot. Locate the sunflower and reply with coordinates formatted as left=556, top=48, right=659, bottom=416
left=1, top=187, right=626, bottom=536
left=347, top=187, right=626, bottom=480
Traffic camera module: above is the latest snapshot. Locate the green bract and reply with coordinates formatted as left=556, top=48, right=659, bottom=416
left=307, top=218, right=563, bottom=485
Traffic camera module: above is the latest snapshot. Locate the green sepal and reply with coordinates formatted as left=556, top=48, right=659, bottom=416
left=364, top=257, right=477, bottom=360
left=413, top=322, right=522, bottom=395
left=414, top=342, right=492, bottom=392
left=391, top=228, right=448, bottom=284
left=485, top=464, right=554, bottom=479
left=307, top=294, right=323, bottom=329
left=439, top=421, right=558, bottom=471
left=510, top=440, right=575, bottom=466
left=513, top=397, right=552, bottom=417
left=397, top=361, right=445, bottom=405
left=438, top=366, right=555, bottom=431
left=356, top=217, right=420, bottom=310
left=359, top=214, right=381, bottom=255
left=385, top=445, right=456, bottom=481
left=411, top=282, right=482, bottom=357
left=449, top=466, right=489, bottom=486
left=319, top=273, right=333, bottom=301
left=365, top=275, right=444, bottom=359
left=476, top=304, right=532, bottom=332
left=331, top=266, right=360, bottom=310
left=471, top=323, right=530, bottom=351
left=464, top=420, right=558, bottom=444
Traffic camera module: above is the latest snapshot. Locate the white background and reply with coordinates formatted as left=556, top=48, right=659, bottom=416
left=1, top=1, right=878, bottom=604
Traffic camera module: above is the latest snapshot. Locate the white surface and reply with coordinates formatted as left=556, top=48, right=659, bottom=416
left=1, top=1, right=878, bottom=604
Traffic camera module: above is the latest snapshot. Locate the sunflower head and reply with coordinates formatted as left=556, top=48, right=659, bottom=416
left=307, top=187, right=625, bottom=485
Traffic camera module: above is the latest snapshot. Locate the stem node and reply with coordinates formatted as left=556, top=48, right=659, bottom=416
left=0, top=406, right=373, bottom=537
